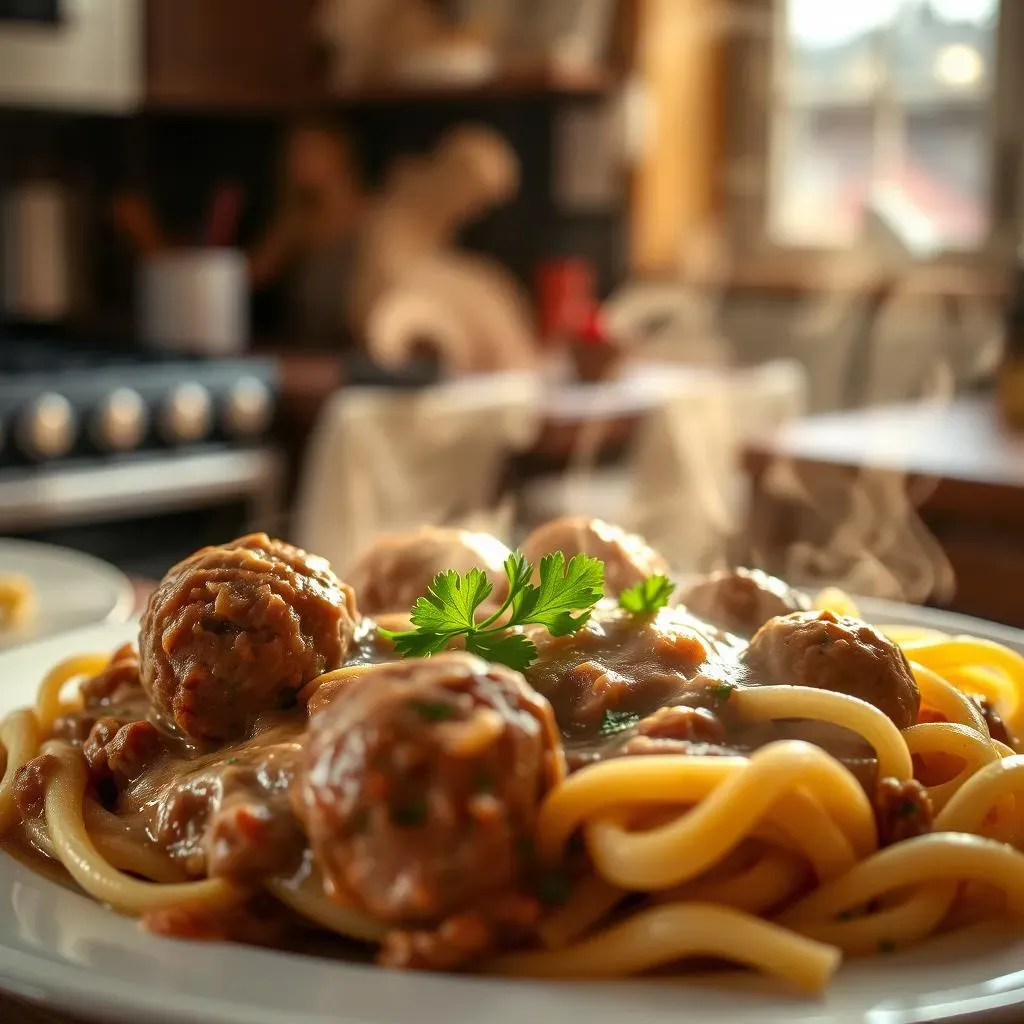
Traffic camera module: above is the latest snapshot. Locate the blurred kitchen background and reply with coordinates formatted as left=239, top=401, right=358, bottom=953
left=2, top=0, right=1023, bottom=629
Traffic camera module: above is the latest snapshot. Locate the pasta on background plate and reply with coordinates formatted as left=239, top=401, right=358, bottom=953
left=0, top=573, right=35, bottom=631
left=1, top=517, right=1024, bottom=995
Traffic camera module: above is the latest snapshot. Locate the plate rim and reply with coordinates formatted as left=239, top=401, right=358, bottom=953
left=0, top=607, right=1022, bottom=1024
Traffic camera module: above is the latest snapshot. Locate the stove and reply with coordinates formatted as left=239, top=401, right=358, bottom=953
left=0, top=337, right=282, bottom=576
left=0, top=337, right=277, bottom=465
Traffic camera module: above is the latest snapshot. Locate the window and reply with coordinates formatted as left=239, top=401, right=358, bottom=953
left=769, top=0, right=1002, bottom=251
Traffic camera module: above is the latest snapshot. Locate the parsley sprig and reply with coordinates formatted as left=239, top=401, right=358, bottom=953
left=618, top=574, right=675, bottom=615
left=379, top=551, right=605, bottom=671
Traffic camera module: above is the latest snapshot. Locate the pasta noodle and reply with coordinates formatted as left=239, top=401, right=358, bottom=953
left=2, top=590, right=1024, bottom=999
left=0, top=574, right=35, bottom=631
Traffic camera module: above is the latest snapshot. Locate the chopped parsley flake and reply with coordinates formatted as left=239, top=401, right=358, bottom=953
left=409, top=700, right=458, bottom=722
left=599, top=709, right=641, bottom=737
left=391, top=801, right=428, bottom=827
left=537, top=869, right=572, bottom=907
left=708, top=682, right=734, bottom=704
left=515, top=836, right=535, bottom=861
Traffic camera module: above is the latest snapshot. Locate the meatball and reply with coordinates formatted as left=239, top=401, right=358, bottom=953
left=680, top=567, right=810, bottom=637
left=140, top=534, right=357, bottom=742
left=742, top=609, right=920, bottom=730
left=521, top=516, right=669, bottom=595
left=291, top=652, right=563, bottom=925
left=346, top=527, right=511, bottom=616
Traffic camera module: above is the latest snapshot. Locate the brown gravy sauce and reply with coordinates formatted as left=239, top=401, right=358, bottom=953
left=17, top=603, right=876, bottom=885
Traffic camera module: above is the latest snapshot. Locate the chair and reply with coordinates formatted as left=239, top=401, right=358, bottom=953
left=293, top=371, right=542, bottom=574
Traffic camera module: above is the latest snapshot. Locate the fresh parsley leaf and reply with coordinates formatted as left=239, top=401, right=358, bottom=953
left=408, top=568, right=493, bottom=634
left=599, top=709, right=641, bottom=736
left=503, top=550, right=534, bottom=600
left=387, top=629, right=453, bottom=659
left=465, top=630, right=537, bottom=672
left=379, top=549, right=603, bottom=671
left=618, top=574, right=675, bottom=615
left=515, top=552, right=605, bottom=637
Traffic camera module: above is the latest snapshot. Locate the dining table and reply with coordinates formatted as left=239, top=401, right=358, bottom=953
left=744, top=393, right=1024, bottom=628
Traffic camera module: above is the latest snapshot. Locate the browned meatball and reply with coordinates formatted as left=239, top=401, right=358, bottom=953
left=346, top=527, right=511, bottom=616
left=521, top=516, right=669, bottom=595
left=140, top=534, right=357, bottom=742
left=742, top=609, right=920, bottom=730
left=680, top=567, right=810, bottom=637
left=291, top=652, right=563, bottom=925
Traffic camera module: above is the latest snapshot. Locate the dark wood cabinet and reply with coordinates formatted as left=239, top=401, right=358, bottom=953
left=145, top=0, right=319, bottom=111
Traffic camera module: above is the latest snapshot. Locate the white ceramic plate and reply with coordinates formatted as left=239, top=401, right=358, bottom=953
left=1, top=606, right=1024, bottom=1024
left=0, top=540, right=135, bottom=651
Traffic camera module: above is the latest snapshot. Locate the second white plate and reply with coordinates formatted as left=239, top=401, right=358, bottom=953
left=0, top=539, right=135, bottom=650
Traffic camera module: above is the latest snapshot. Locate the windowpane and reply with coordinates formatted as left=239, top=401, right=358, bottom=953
left=769, top=106, right=874, bottom=247
left=891, top=3, right=997, bottom=100
left=769, top=0, right=999, bottom=250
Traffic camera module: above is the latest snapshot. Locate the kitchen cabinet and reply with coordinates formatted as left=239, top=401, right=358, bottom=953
left=145, top=0, right=319, bottom=111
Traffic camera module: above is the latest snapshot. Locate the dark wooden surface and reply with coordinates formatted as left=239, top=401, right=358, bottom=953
left=745, top=395, right=1024, bottom=628
left=145, top=0, right=319, bottom=111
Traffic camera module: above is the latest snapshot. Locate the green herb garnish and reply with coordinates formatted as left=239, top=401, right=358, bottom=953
left=536, top=869, right=572, bottom=907
left=224, top=757, right=240, bottom=766
left=380, top=551, right=604, bottom=671
left=599, top=709, right=641, bottom=737
left=391, top=801, right=428, bottom=827
left=618, top=574, right=674, bottom=615
left=897, top=800, right=919, bottom=819
left=515, top=835, right=535, bottom=861
left=708, top=682, right=734, bottom=704
left=878, top=940, right=896, bottom=954
left=408, top=699, right=458, bottom=722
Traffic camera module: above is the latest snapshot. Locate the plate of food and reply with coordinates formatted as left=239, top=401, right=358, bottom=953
left=0, top=539, right=135, bottom=651
left=0, top=517, right=1023, bottom=1024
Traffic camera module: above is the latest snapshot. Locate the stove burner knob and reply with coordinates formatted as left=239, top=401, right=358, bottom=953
left=222, top=376, right=272, bottom=437
left=91, top=387, right=148, bottom=452
left=18, top=392, right=76, bottom=459
left=159, top=382, right=212, bottom=445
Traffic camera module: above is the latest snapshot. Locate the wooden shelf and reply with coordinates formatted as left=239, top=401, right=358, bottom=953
left=327, top=67, right=617, bottom=105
